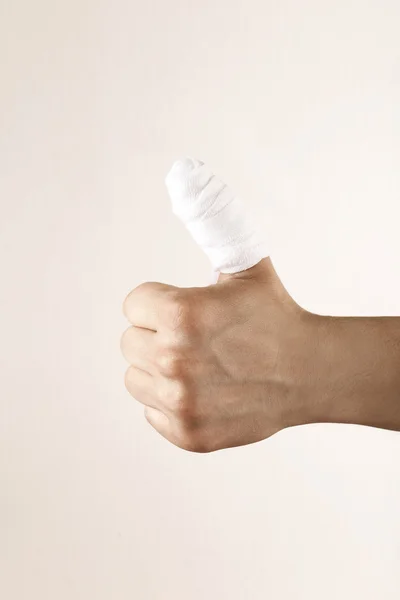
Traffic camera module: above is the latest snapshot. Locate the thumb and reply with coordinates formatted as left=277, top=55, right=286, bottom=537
left=165, top=157, right=269, bottom=282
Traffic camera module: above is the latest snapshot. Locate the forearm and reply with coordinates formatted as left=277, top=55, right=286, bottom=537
left=307, top=314, right=400, bottom=432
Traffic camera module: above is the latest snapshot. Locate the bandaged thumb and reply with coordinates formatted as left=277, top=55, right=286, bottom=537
left=165, top=157, right=269, bottom=275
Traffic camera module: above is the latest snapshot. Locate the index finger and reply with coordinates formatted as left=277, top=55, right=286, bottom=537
left=122, top=281, right=177, bottom=330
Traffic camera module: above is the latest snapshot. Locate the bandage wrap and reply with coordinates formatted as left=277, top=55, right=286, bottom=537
left=165, top=158, right=269, bottom=274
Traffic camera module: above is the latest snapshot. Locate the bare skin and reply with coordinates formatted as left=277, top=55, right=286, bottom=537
left=120, top=257, right=400, bottom=452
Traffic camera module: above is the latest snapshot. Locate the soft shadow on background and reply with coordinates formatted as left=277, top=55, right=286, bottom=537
left=1, top=1, right=399, bottom=599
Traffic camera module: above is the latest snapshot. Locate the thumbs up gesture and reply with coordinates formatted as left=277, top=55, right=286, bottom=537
left=121, top=158, right=318, bottom=452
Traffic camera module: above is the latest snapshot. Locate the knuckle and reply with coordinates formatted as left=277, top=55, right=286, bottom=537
left=165, top=291, right=196, bottom=334
left=123, top=281, right=165, bottom=319
left=120, top=326, right=132, bottom=355
left=122, top=286, right=141, bottom=319
left=171, top=405, right=210, bottom=453
left=156, top=349, right=186, bottom=378
left=124, top=366, right=132, bottom=389
left=124, top=366, right=139, bottom=395
left=164, top=381, right=191, bottom=415
left=122, top=293, right=131, bottom=319
left=178, top=430, right=210, bottom=454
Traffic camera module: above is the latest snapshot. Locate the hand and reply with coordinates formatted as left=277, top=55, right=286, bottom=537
left=121, top=157, right=400, bottom=451
left=121, top=257, right=318, bottom=452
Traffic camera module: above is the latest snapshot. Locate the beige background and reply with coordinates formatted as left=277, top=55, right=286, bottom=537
left=1, top=1, right=400, bottom=598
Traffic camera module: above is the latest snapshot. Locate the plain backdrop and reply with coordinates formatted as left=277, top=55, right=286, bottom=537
left=1, top=1, right=399, bottom=599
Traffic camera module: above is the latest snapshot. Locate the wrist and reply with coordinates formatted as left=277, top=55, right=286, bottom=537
left=302, top=313, right=400, bottom=431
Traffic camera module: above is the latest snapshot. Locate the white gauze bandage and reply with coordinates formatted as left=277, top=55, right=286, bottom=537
left=165, top=158, right=269, bottom=274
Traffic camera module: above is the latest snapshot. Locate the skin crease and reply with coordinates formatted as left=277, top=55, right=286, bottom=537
left=120, top=257, right=400, bottom=453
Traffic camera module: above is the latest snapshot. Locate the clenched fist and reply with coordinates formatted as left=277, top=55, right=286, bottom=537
left=121, top=256, right=321, bottom=452
left=121, top=158, right=314, bottom=452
